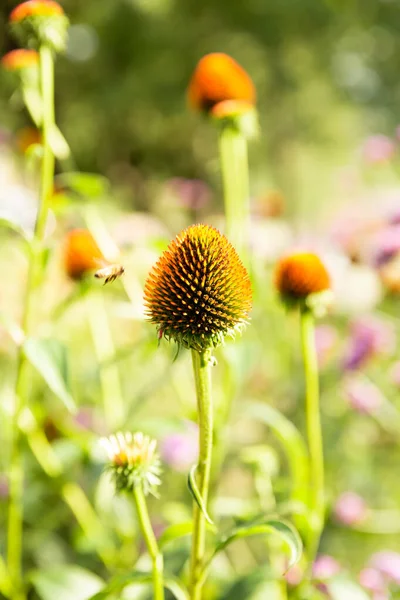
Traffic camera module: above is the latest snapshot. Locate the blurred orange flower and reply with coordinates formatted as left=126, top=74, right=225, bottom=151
left=10, top=0, right=64, bottom=22
left=188, top=53, right=256, bottom=113
left=1, top=49, right=39, bottom=71
left=64, top=229, right=107, bottom=281
left=275, top=252, right=330, bottom=302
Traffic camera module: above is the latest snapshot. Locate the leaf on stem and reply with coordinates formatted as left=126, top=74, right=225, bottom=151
left=158, top=521, right=193, bottom=549
left=187, top=464, right=215, bottom=526
left=24, top=337, right=77, bottom=413
left=55, top=172, right=110, bottom=199
left=48, top=124, right=70, bottom=160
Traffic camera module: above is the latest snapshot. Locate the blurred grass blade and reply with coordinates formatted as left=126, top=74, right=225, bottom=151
left=48, top=124, right=71, bottom=160
left=30, top=565, right=104, bottom=600
left=56, top=172, right=110, bottom=199
left=24, top=337, right=77, bottom=413
left=203, top=518, right=302, bottom=579
left=158, top=522, right=193, bottom=549
left=188, top=464, right=214, bottom=525
left=87, top=573, right=189, bottom=600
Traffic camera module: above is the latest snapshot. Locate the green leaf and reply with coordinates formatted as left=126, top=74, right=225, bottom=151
left=204, top=518, right=302, bottom=579
left=244, top=402, right=309, bottom=515
left=24, top=337, right=77, bottom=413
left=188, top=464, right=214, bottom=525
left=22, top=85, right=42, bottom=126
left=48, top=124, right=71, bottom=160
left=327, top=578, right=371, bottom=600
left=31, top=565, right=104, bottom=600
left=56, top=172, right=110, bottom=199
left=158, top=521, right=193, bottom=549
left=88, top=572, right=189, bottom=600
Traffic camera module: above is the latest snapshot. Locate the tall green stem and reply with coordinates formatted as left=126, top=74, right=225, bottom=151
left=7, top=44, right=55, bottom=600
left=218, top=125, right=250, bottom=261
left=133, top=486, right=164, bottom=600
left=299, top=308, right=324, bottom=563
left=189, top=348, right=213, bottom=600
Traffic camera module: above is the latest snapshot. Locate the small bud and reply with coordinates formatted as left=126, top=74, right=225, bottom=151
left=9, top=1, right=69, bottom=53
left=100, top=432, right=162, bottom=496
left=1, top=49, right=39, bottom=71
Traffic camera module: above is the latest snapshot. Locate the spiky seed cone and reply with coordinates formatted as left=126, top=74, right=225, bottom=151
left=275, top=252, right=331, bottom=307
left=188, top=53, right=256, bottom=114
left=64, top=229, right=107, bottom=281
left=1, top=49, right=39, bottom=71
left=144, top=224, right=252, bottom=351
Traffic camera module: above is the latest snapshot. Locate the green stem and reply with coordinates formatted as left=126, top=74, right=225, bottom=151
left=189, top=348, right=213, bottom=600
left=133, top=486, right=164, bottom=600
left=86, top=292, right=125, bottom=429
left=7, top=44, right=55, bottom=600
left=299, top=308, right=324, bottom=564
left=218, top=125, right=250, bottom=261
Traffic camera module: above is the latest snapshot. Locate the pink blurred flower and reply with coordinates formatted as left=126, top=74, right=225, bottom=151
left=315, top=325, right=338, bottom=366
left=370, top=551, right=400, bottom=585
left=285, top=564, right=303, bottom=587
left=370, top=225, right=400, bottom=267
left=359, top=567, right=387, bottom=594
left=168, top=178, right=211, bottom=210
left=343, top=316, right=395, bottom=371
left=343, top=376, right=384, bottom=415
left=161, top=421, right=199, bottom=472
left=362, top=135, right=395, bottom=165
left=334, top=492, right=368, bottom=526
left=313, top=555, right=341, bottom=580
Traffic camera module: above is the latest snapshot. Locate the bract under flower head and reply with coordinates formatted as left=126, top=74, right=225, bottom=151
left=275, top=251, right=331, bottom=310
left=101, top=432, right=162, bottom=496
left=143, top=224, right=252, bottom=351
left=10, top=1, right=69, bottom=52
left=64, top=229, right=107, bottom=281
left=1, top=49, right=39, bottom=71
left=188, top=53, right=256, bottom=114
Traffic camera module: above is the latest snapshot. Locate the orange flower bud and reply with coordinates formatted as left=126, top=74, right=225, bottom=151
left=275, top=252, right=330, bottom=303
left=210, top=99, right=254, bottom=120
left=188, top=53, right=256, bottom=113
left=1, top=49, right=39, bottom=71
left=10, top=0, right=64, bottom=22
left=64, top=229, right=107, bottom=281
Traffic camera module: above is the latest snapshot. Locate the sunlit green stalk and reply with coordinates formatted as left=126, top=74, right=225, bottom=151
left=7, top=44, right=55, bottom=600
left=218, top=124, right=250, bottom=261
left=133, top=485, right=164, bottom=600
left=86, top=292, right=124, bottom=429
left=189, top=348, right=213, bottom=600
left=299, top=308, right=324, bottom=564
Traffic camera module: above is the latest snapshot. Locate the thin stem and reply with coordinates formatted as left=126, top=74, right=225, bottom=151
left=189, top=348, right=213, bottom=600
left=7, top=44, right=55, bottom=600
left=133, top=486, right=164, bottom=600
left=218, top=125, right=250, bottom=261
left=86, top=292, right=125, bottom=429
left=299, top=308, right=324, bottom=564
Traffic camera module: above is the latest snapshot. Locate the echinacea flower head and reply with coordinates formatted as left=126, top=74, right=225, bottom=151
left=188, top=53, right=256, bottom=114
left=64, top=229, right=107, bottom=281
left=275, top=251, right=331, bottom=311
left=101, top=432, right=162, bottom=496
left=143, top=224, right=252, bottom=351
left=9, top=1, right=69, bottom=52
left=1, top=49, right=39, bottom=71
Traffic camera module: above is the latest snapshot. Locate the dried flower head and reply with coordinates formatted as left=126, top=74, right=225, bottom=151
left=1, top=49, right=39, bottom=71
left=10, top=1, right=69, bottom=52
left=64, top=229, right=107, bottom=281
left=275, top=252, right=331, bottom=309
left=188, top=53, right=256, bottom=114
left=144, top=224, right=252, bottom=351
left=101, top=432, right=162, bottom=496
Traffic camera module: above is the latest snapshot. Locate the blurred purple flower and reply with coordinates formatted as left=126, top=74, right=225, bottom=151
left=168, top=178, right=211, bottom=211
left=161, top=421, right=199, bottom=472
left=334, top=491, right=368, bottom=526
left=359, top=567, right=387, bottom=594
left=370, top=225, right=400, bottom=267
left=343, top=376, right=384, bottom=415
left=370, top=551, right=400, bottom=585
left=343, top=316, right=395, bottom=371
left=313, top=555, right=341, bottom=580
left=362, top=135, right=395, bottom=165
left=315, top=325, right=338, bottom=366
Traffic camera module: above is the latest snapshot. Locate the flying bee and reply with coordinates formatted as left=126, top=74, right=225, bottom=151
left=94, top=263, right=125, bottom=285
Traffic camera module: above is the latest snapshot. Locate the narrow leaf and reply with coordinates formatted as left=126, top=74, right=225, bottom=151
left=158, top=522, right=193, bottom=549
left=24, top=337, right=76, bottom=413
left=48, top=124, right=71, bottom=160
left=56, top=172, right=110, bottom=199
left=188, top=464, right=214, bottom=525
left=22, top=85, right=42, bottom=126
